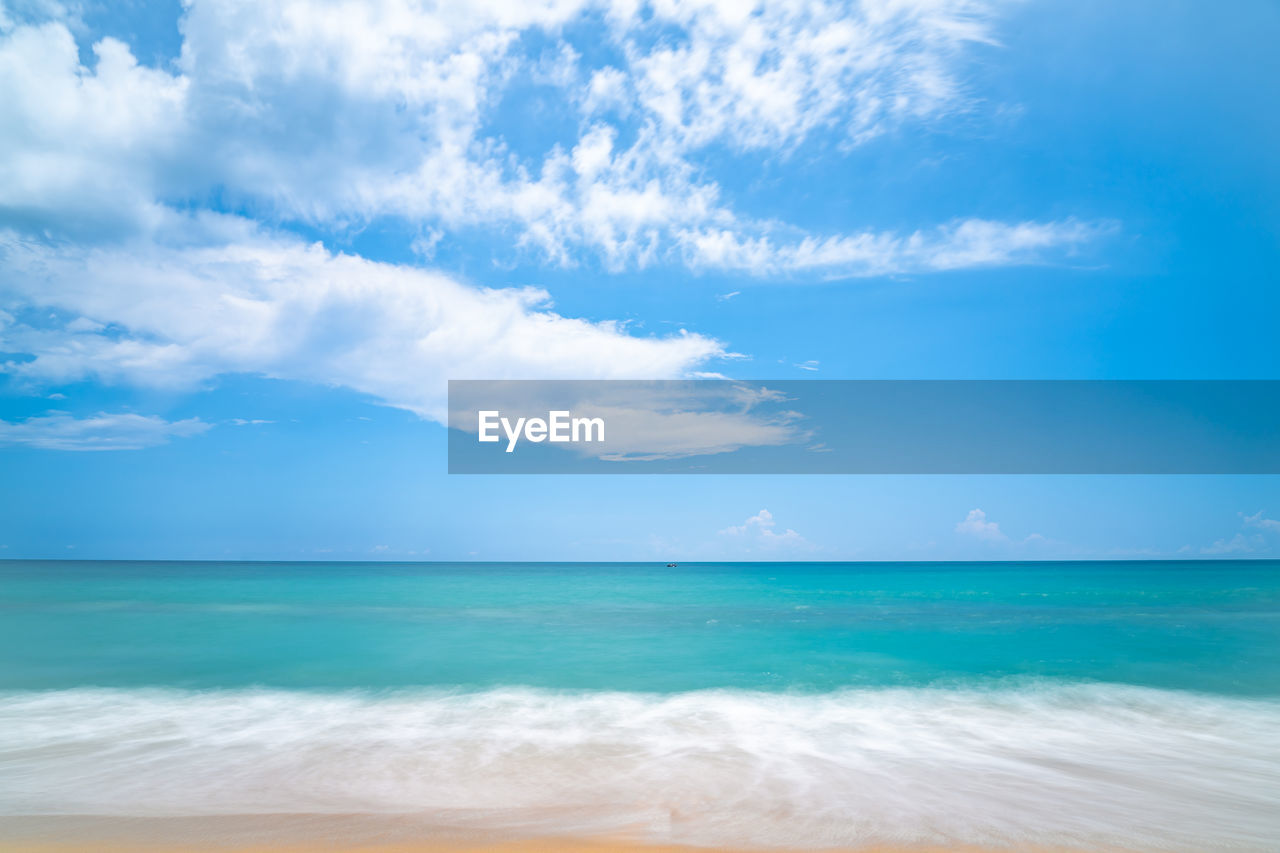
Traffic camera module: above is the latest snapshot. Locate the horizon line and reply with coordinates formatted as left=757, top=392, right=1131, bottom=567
left=3, top=557, right=1278, bottom=565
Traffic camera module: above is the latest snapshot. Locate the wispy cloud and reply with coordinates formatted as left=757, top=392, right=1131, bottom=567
left=448, top=381, right=807, bottom=460
left=0, top=412, right=209, bottom=451
left=0, top=225, right=723, bottom=421
left=682, top=218, right=1110, bottom=278
left=1242, top=510, right=1280, bottom=533
left=0, top=0, right=1114, bottom=419
left=1189, top=511, right=1280, bottom=555
left=0, top=1, right=1105, bottom=275
left=1199, top=533, right=1268, bottom=556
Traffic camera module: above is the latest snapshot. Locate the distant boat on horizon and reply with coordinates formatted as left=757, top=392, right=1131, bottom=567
left=666, top=562, right=678, bottom=567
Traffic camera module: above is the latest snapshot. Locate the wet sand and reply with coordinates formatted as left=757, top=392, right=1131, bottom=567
left=0, top=815, right=1094, bottom=853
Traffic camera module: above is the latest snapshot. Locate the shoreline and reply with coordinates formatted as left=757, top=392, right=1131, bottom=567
left=0, top=816, right=1112, bottom=853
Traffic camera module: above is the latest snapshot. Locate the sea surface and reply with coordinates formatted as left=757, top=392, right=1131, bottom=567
left=2, top=559, right=1279, bottom=849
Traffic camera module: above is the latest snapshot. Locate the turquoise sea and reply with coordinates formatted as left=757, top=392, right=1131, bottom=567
left=2, top=559, right=1279, bottom=849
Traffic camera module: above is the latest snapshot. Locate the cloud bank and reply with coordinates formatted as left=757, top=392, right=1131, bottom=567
left=1, top=0, right=1099, bottom=273
left=0, top=1, right=1110, bottom=428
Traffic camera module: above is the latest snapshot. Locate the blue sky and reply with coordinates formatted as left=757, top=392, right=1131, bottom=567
left=1, top=0, right=1277, bottom=560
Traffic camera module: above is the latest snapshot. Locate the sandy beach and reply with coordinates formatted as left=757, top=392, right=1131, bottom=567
left=0, top=843, right=785, bottom=853
left=0, top=843, right=1039, bottom=853
left=0, top=815, right=1100, bottom=853
left=0, top=840, right=1083, bottom=853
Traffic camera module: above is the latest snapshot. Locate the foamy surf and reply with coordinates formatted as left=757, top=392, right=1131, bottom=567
left=2, top=683, right=1278, bottom=850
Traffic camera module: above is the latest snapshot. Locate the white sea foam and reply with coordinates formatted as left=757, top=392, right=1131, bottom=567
left=2, top=683, right=1278, bottom=850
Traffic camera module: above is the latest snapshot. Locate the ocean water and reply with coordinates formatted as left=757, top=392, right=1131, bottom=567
left=2, top=559, right=1279, bottom=849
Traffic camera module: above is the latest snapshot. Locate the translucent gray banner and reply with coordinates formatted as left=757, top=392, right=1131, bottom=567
left=447, top=380, right=1280, bottom=474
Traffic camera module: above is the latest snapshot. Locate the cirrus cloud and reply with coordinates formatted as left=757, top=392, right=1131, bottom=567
left=0, top=411, right=210, bottom=451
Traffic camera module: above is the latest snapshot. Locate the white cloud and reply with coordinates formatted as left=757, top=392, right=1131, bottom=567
left=721, top=508, right=778, bottom=536
left=0, top=0, right=1113, bottom=419
left=581, top=65, right=630, bottom=116
left=448, top=380, right=806, bottom=459
left=1242, top=511, right=1280, bottom=533
left=954, top=507, right=1006, bottom=542
left=0, top=22, right=186, bottom=236
left=681, top=218, right=1108, bottom=278
left=1183, top=511, right=1280, bottom=556
left=0, top=223, right=723, bottom=421
left=0, top=2, right=1104, bottom=275
left=589, top=404, right=803, bottom=461
left=720, top=508, right=814, bottom=550
left=953, top=508, right=1052, bottom=547
left=1201, top=533, right=1268, bottom=556
left=617, top=0, right=997, bottom=152
left=1187, top=511, right=1280, bottom=556
left=0, top=411, right=210, bottom=450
